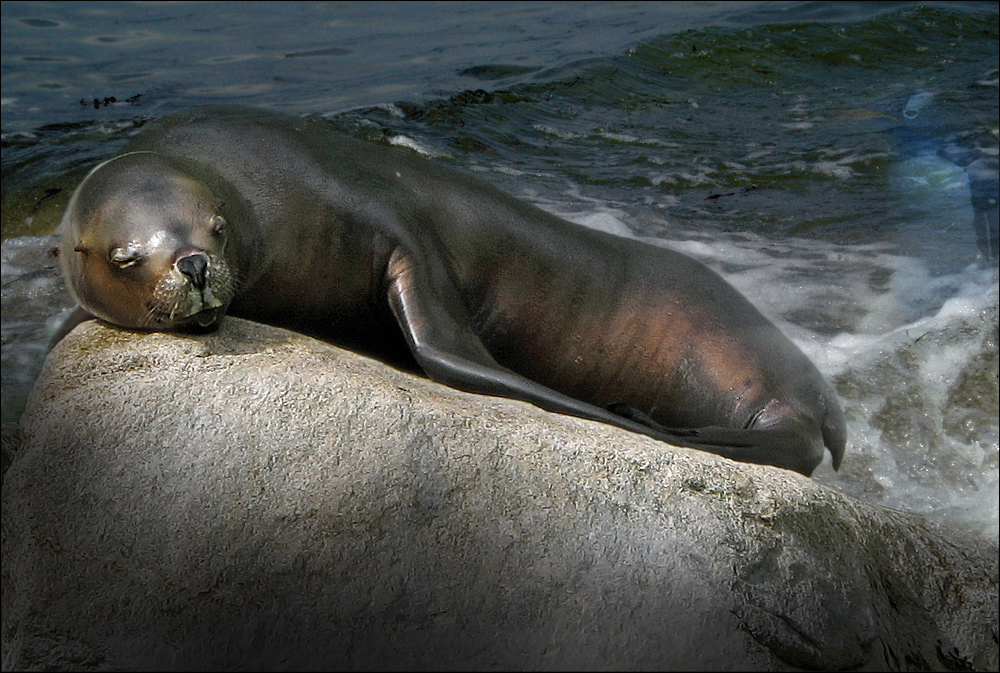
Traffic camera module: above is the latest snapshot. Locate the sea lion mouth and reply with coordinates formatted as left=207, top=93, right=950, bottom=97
left=180, top=307, right=224, bottom=332
left=195, top=307, right=223, bottom=327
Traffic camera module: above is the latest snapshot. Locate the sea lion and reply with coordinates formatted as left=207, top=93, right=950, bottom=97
left=59, top=105, right=846, bottom=476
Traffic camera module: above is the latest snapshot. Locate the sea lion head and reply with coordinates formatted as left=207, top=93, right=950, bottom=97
left=60, top=151, right=237, bottom=331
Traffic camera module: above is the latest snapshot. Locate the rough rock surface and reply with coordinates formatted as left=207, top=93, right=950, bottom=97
left=2, top=318, right=997, bottom=671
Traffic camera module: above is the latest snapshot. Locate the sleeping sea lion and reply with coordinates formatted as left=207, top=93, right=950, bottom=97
left=59, top=105, right=846, bottom=476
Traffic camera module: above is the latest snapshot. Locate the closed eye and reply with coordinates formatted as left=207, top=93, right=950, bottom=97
left=110, top=244, right=144, bottom=268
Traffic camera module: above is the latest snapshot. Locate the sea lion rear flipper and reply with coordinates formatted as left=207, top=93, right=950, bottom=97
left=606, top=404, right=829, bottom=476
left=673, top=426, right=828, bottom=477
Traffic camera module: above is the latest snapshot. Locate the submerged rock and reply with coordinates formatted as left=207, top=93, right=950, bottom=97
left=2, top=318, right=997, bottom=671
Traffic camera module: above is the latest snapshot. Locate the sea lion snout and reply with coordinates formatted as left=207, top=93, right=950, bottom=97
left=176, top=251, right=209, bottom=289
left=153, top=248, right=232, bottom=328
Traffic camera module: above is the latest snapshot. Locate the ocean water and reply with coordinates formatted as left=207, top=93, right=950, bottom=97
left=2, top=1, right=998, bottom=540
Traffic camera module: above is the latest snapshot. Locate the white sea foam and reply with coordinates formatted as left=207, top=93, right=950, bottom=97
left=560, top=210, right=636, bottom=238
left=387, top=134, right=443, bottom=157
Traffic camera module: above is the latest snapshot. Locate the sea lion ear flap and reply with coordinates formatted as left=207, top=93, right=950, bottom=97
left=211, top=213, right=227, bottom=234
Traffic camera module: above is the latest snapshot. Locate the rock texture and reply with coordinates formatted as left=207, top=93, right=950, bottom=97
left=2, top=318, right=997, bottom=671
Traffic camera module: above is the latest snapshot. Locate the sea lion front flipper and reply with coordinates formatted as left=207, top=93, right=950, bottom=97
left=383, top=247, right=677, bottom=438
left=48, top=305, right=95, bottom=349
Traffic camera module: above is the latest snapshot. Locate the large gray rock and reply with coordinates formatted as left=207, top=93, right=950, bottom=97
left=2, top=318, right=997, bottom=671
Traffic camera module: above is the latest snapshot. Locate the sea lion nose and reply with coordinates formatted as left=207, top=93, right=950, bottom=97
left=176, top=252, right=209, bottom=290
